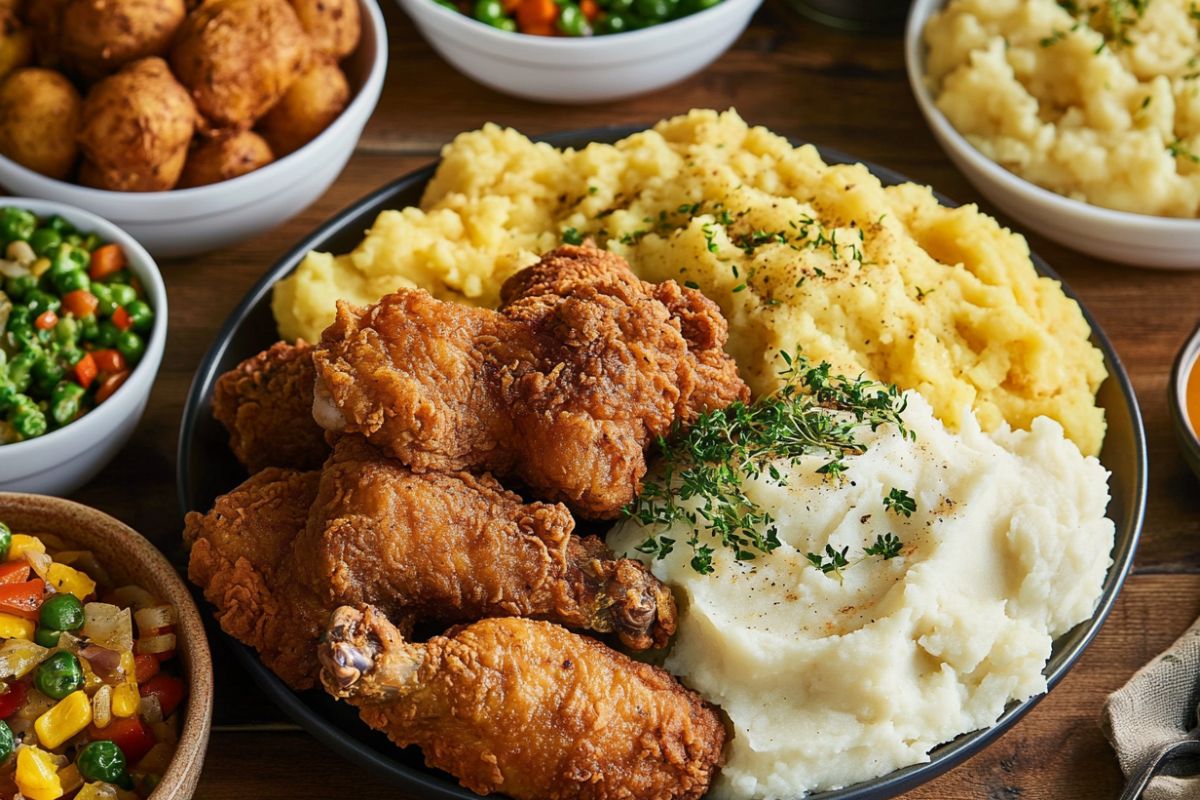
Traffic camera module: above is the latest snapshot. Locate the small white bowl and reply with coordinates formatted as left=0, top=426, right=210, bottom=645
left=0, top=0, right=387, bottom=259
left=905, top=0, right=1200, bottom=270
left=396, top=0, right=763, bottom=104
left=0, top=199, right=167, bottom=495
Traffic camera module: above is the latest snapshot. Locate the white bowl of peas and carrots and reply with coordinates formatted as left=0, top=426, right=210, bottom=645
left=396, top=0, right=763, bottom=103
left=0, top=200, right=166, bottom=496
left=0, top=493, right=212, bottom=800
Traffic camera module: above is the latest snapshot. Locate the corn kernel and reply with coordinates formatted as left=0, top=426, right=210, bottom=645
left=75, top=784, right=118, bottom=800
left=16, top=746, right=63, bottom=800
left=111, top=684, right=138, bottom=718
left=45, top=563, right=96, bottom=602
left=57, top=763, right=83, bottom=795
left=8, top=534, right=45, bottom=562
left=35, top=690, right=92, bottom=750
left=0, top=613, right=36, bottom=640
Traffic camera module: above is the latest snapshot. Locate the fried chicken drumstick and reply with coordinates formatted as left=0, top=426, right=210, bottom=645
left=211, top=340, right=330, bottom=472
left=310, top=245, right=748, bottom=518
left=320, top=605, right=725, bottom=800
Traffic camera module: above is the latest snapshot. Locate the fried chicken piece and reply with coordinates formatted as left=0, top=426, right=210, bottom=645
left=212, top=340, right=329, bottom=473
left=311, top=245, right=749, bottom=518
left=296, top=437, right=675, bottom=650
left=183, top=468, right=328, bottom=690
left=320, top=606, right=725, bottom=800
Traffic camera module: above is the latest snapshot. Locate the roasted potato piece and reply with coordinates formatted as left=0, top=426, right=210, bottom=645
left=290, top=0, right=360, bottom=60
left=0, top=67, right=81, bottom=179
left=0, top=11, right=32, bottom=83
left=258, top=56, right=348, bottom=157
left=78, top=57, right=195, bottom=191
left=60, top=0, right=187, bottom=80
left=178, top=130, right=274, bottom=188
left=171, top=0, right=309, bottom=129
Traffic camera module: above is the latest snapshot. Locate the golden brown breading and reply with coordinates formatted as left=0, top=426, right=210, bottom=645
left=320, top=606, right=725, bottom=800
left=183, top=468, right=328, bottom=690
left=296, top=437, right=675, bottom=650
left=310, top=245, right=749, bottom=518
left=211, top=340, right=329, bottom=473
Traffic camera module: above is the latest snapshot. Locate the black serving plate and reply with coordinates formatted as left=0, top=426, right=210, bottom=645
left=177, top=127, right=1147, bottom=800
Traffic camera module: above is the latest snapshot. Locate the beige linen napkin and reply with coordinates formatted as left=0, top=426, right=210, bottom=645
left=1103, top=618, right=1200, bottom=799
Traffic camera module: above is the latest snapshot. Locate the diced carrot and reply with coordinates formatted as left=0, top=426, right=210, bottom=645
left=95, top=371, right=129, bottom=404
left=111, top=306, right=132, bottom=331
left=521, top=20, right=556, bottom=34
left=62, top=290, right=98, bottom=318
left=517, top=0, right=557, bottom=30
left=0, top=580, right=45, bottom=621
left=73, top=353, right=98, bottom=389
left=34, top=311, right=57, bottom=331
left=133, top=654, right=160, bottom=684
left=0, top=563, right=30, bottom=585
left=91, top=349, right=126, bottom=374
left=502, top=0, right=520, bottom=12
left=88, top=244, right=126, bottom=280
left=581, top=0, right=599, bottom=20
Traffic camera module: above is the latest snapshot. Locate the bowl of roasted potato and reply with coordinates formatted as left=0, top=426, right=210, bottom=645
left=0, top=0, right=387, bottom=258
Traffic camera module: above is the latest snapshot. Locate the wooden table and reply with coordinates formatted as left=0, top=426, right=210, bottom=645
left=56, top=2, right=1200, bottom=797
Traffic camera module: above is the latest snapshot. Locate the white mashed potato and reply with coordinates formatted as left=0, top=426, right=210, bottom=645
left=608, top=394, right=1114, bottom=798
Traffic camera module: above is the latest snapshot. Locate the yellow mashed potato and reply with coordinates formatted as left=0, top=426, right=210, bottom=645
left=925, top=0, right=1200, bottom=217
left=273, top=109, right=1107, bottom=455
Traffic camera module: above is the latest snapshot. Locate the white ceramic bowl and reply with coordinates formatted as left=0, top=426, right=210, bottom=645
left=0, top=0, right=387, bottom=259
left=0, top=199, right=166, bottom=495
left=397, top=0, right=762, bottom=103
left=905, top=0, right=1200, bottom=270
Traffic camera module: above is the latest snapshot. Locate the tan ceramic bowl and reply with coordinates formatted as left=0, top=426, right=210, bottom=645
left=0, top=493, right=212, bottom=799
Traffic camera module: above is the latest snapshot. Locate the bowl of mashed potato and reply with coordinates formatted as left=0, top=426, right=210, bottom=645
left=907, top=0, right=1200, bottom=269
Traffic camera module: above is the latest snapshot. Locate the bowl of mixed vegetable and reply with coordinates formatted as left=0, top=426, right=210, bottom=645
left=396, top=0, right=762, bottom=102
left=0, top=200, right=166, bottom=496
left=0, top=492, right=212, bottom=800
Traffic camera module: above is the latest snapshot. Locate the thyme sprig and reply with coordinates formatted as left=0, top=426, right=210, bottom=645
left=625, top=353, right=912, bottom=575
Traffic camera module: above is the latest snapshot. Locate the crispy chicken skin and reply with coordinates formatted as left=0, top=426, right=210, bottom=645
left=296, top=437, right=675, bottom=650
left=320, top=606, right=725, bottom=800
left=310, top=245, right=749, bottom=518
left=211, top=340, right=330, bottom=473
left=183, top=468, right=328, bottom=690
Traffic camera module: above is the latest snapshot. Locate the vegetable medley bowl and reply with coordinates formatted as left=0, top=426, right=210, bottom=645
left=0, top=492, right=212, bottom=800
left=396, top=0, right=763, bottom=103
left=177, top=127, right=1147, bottom=799
left=0, top=199, right=166, bottom=497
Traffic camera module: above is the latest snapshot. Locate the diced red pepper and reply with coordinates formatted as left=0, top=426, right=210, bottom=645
left=91, top=349, right=126, bottom=375
left=0, top=562, right=30, bottom=586
left=62, top=290, right=98, bottom=318
left=90, top=717, right=155, bottom=765
left=34, top=311, right=57, bottom=331
left=95, top=371, right=129, bottom=404
left=111, top=306, right=132, bottom=331
left=0, top=579, right=44, bottom=620
left=133, top=654, right=160, bottom=684
left=88, top=244, right=126, bottom=281
left=138, top=673, right=184, bottom=718
left=0, top=680, right=28, bottom=719
left=73, top=352, right=98, bottom=389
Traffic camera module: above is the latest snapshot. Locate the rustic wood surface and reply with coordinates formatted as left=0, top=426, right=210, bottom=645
left=31, top=0, right=1200, bottom=797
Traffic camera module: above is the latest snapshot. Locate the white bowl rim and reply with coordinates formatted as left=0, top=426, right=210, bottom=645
left=404, top=0, right=758, bottom=52
left=0, top=0, right=388, bottom=212
left=0, top=198, right=167, bottom=458
left=904, top=0, right=1200, bottom=232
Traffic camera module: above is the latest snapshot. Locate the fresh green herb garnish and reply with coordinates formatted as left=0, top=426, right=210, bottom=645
left=864, top=532, right=904, bottom=560
left=1169, top=139, right=1200, bottom=162
left=562, top=227, right=584, bottom=245
left=883, top=488, right=916, bottom=517
left=806, top=533, right=905, bottom=583
left=806, top=545, right=850, bottom=580
left=626, top=352, right=913, bottom=574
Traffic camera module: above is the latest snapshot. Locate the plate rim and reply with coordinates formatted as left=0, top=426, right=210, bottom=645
left=177, top=124, right=1148, bottom=800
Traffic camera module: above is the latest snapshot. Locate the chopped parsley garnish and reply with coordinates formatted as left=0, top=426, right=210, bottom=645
left=1169, top=139, right=1200, bottom=162
left=864, top=532, right=904, bottom=560
left=883, top=488, right=916, bottom=517
left=625, top=352, right=912, bottom=575
left=562, top=227, right=584, bottom=245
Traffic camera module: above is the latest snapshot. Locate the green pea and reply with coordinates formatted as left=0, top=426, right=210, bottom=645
left=0, top=523, right=10, bottom=561
left=24, top=290, right=60, bottom=315
left=473, top=0, right=504, bottom=21
left=0, top=384, right=15, bottom=413
left=4, top=274, right=36, bottom=303
left=6, top=354, right=35, bottom=393
left=116, top=330, right=145, bottom=365
left=33, top=651, right=84, bottom=700
left=81, top=233, right=101, bottom=252
left=78, top=315, right=99, bottom=342
left=53, top=316, right=79, bottom=347
left=0, top=208, right=35, bottom=245
left=90, top=284, right=115, bottom=317
left=6, top=304, right=31, bottom=333
left=124, top=299, right=153, bottom=332
left=39, top=592, right=84, bottom=631
left=104, top=269, right=132, bottom=285
left=52, top=269, right=89, bottom=295
left=0, top=720, right=12, bottom=764
left=32, top=356, right=65, bottom=396
left=44, top=215, right=73, bottom=236
left=64, top=233, right=83, bottom=248
left=495, top=15, right=516, bottom=29
left=34, top=627, right=61, bottom=648
left=597, top=10, right=628, bottom=30
left=10, top=401, right=46, bottom=439
left=107, top=283, right=137, bottom=308
left=49, top=382, right=84, bottom=427
left=634, top=0, right=669, bottom=18
left=557, top=2, right=589, bottom=33
left=77, top=740, right=127, bottom=784
left=27, top=228, right=61, bottom=258
left=94, top=321, right=120, bottom=348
